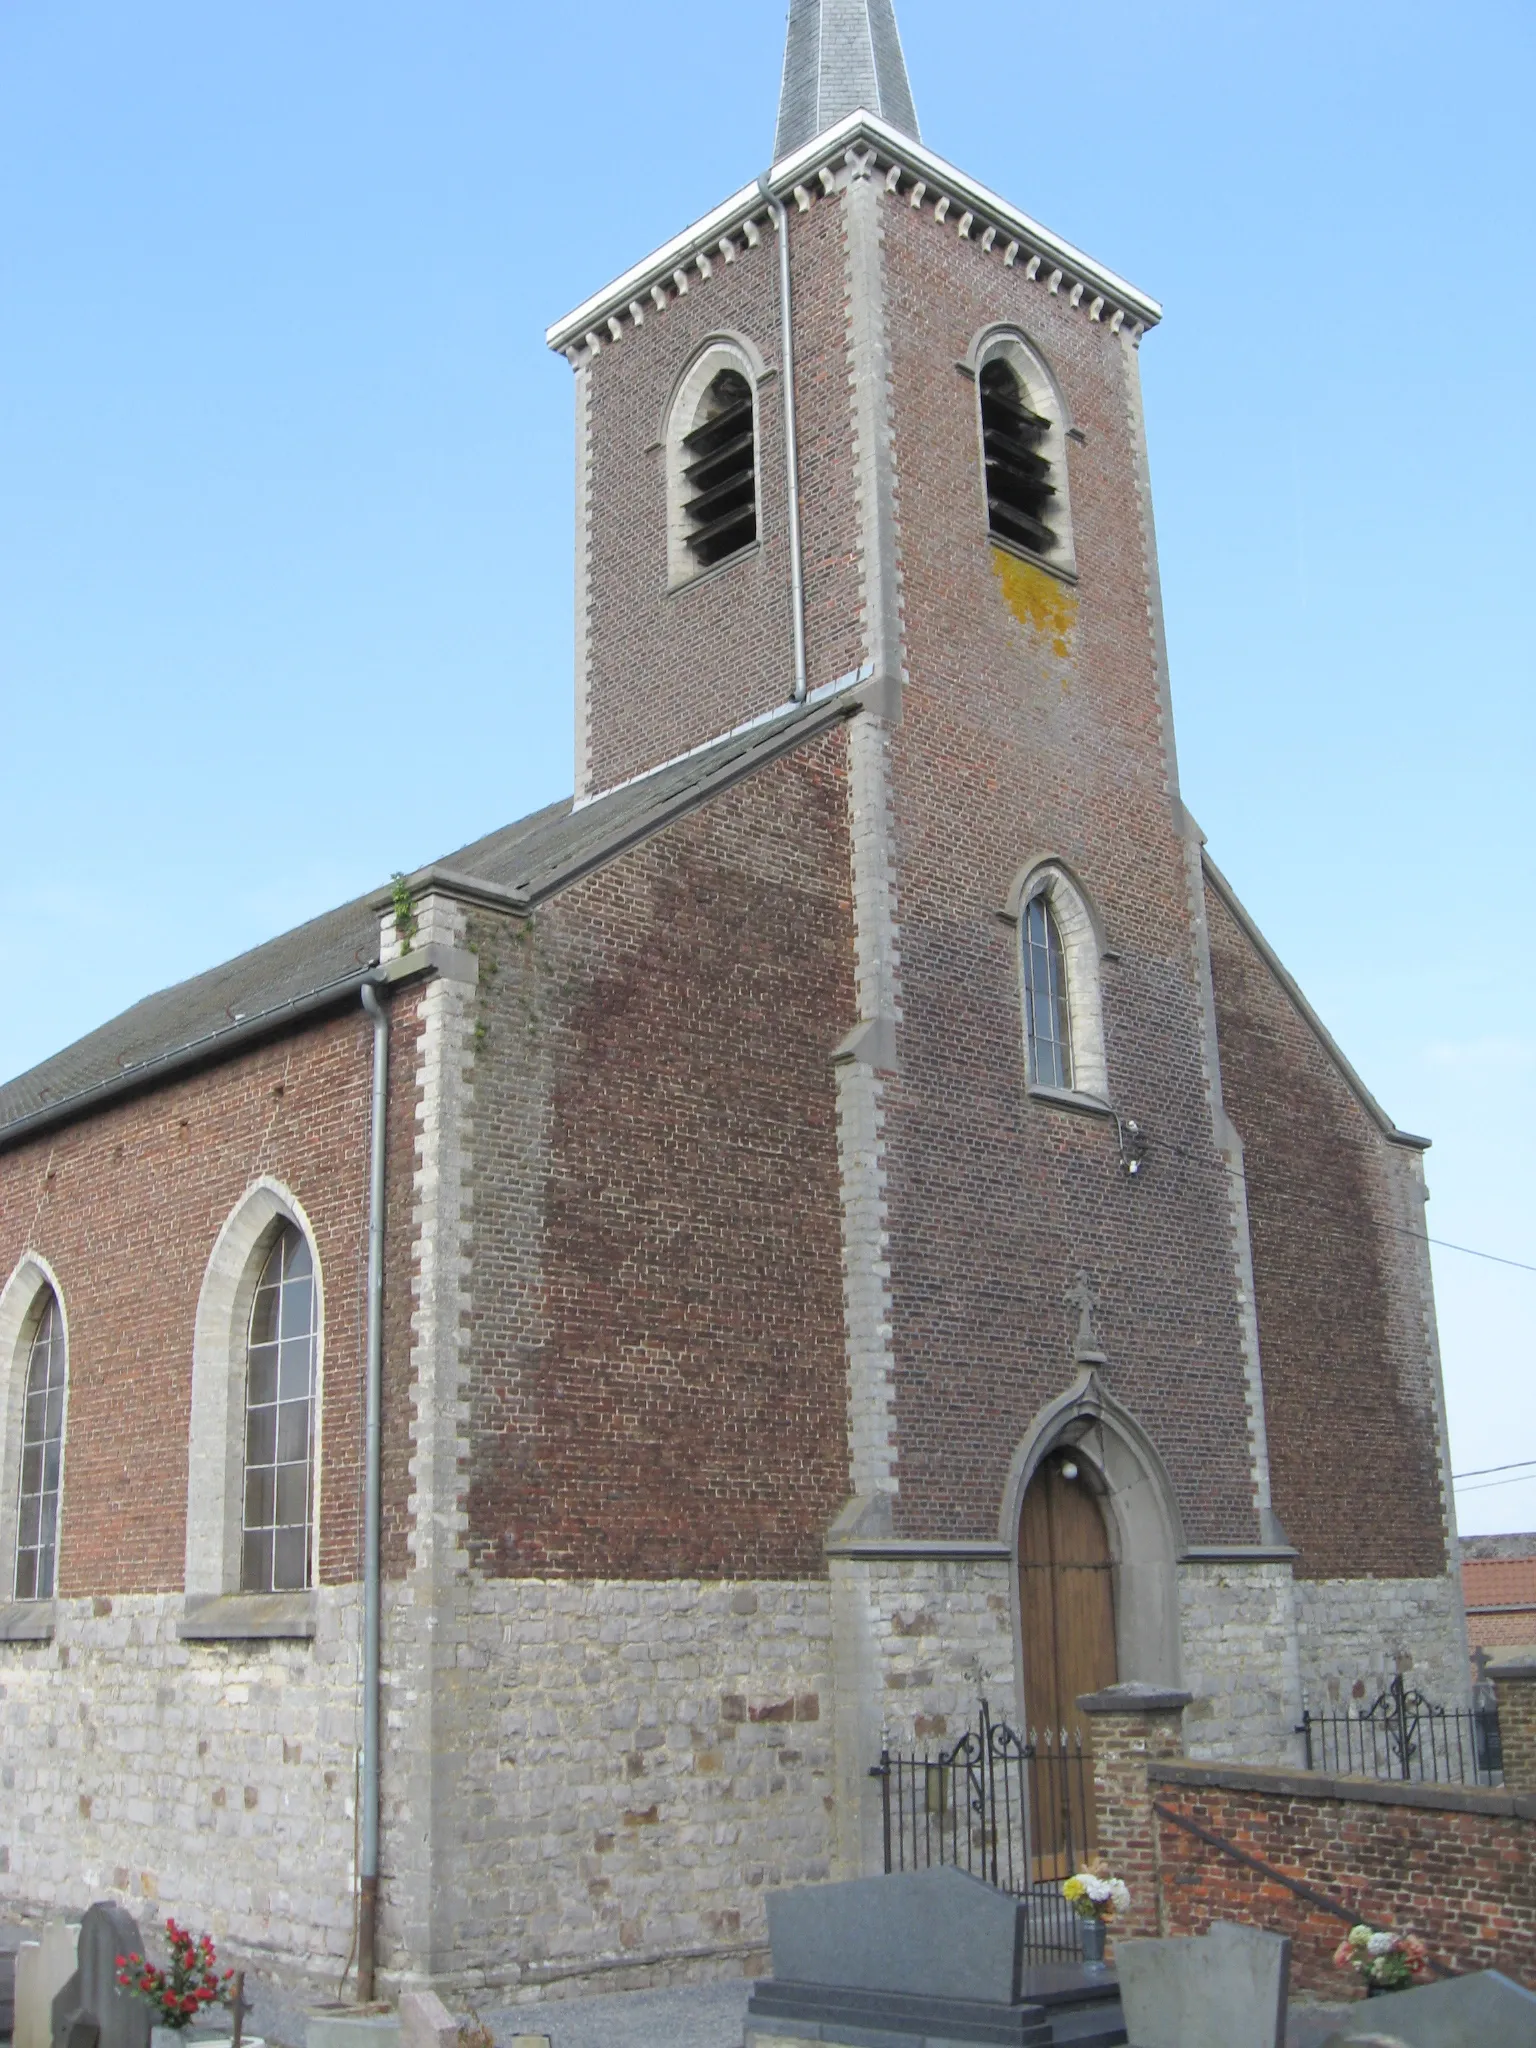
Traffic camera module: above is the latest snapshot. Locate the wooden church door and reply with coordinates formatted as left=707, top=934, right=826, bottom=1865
left=1018, top=1452, right=1117, bottom=1875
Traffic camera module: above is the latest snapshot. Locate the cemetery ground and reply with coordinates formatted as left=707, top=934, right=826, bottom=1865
left=0, top=1921, right=1421, bottom=2048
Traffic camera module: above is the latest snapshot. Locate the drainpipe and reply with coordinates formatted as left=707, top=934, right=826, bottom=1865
left=357, top=979, right=389, bottom=2001
left=757, top=175, right=808, bottom=703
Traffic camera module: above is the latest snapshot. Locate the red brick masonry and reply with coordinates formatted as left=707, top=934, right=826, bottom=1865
left=1149, top=1759, right=1536, bottom=1994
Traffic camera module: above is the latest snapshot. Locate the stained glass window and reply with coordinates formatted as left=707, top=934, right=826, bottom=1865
left=14, top=1292, right=65, bottom=1601
left=241, top=1225, right=317, bottom=1593
left=1023, top=894, right=1074, bottom=1091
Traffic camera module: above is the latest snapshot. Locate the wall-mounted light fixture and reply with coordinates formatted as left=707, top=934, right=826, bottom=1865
left=1115, top=1115, right=1147, bottom=1179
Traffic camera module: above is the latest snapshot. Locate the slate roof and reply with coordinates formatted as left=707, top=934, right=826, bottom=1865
left=775, top=0, right=920, bottom=162
left=0, top=689, right=858, bottom=1150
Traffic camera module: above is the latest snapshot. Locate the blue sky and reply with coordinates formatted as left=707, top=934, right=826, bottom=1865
left=2, top=2, right=1532, bottom=1532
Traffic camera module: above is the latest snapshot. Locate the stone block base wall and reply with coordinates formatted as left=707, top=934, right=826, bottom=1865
left=1177, top=1562, right=1301, bottom=1764
left=1150, top=1759, right=1536, bottom=1992
left=1295, top=1574, right=1469, bottom=1710
left=407, top=1578, right=838, bottom=1998
left=0, top=1590, right=363, bottom=1983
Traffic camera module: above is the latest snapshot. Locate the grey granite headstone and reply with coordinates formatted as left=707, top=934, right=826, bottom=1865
left=51, top=1904, right=150, bottom=2048
left=1116, top=1921, right=1290, bottom=2048
left=1316, top=1968, right=1536, bottom=2047
left=765, top=1866, right=1026, bottom=2005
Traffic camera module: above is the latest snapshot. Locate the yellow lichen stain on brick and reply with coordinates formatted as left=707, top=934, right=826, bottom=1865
left=991, top=547, right=1077, bottom=661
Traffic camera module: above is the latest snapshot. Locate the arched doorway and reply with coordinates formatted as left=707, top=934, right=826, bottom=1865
left=1018, top=1448, right=1118, bottom=1872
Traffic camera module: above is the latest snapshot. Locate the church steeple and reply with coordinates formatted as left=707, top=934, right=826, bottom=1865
left=773, top=0, right=920, bottom=160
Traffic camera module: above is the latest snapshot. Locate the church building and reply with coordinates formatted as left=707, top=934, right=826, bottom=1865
left=0, top=0, right=1466, bottom=2001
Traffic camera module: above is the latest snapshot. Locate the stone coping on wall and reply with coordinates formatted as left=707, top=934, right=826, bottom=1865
left=1149, top=1756, right=1536, bottom=1822
left=177, top=1591, right=318, bottom=1641
left=0, top=1600, right=54, bottom=1641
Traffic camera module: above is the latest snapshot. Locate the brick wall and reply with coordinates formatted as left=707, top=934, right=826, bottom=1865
left=876, top=181, right=1259, bottom=1544
left=1150, top=1758, right=1536, bottom=1993
left=1204, top=881, right=1450, bottom=1581
left=580, top=201, right=862, bottom=795
left=461, top=729, right=856, bottom=1580
left=0, top=996, right=421, bottom=1593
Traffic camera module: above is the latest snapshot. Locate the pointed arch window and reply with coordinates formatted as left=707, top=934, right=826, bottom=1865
left=665, top=340, right=764, bottom=588
left=14, top=1292, right=65, bottom=1601
left=681, top=367, right=757, bottom=570
left=1022, top=893, right=1074, bottom=1092
left=980, top=358, right=1058, bottom=558
left=241, top=1224, right=317, bottom=1593
left=969, top=329, right=1077, bottom=578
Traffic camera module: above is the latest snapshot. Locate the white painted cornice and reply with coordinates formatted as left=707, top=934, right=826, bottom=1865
left=545, top=110, right=1161, bottom=363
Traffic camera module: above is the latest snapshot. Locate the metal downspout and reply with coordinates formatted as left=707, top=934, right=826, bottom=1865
left=357, top=979, right=388, bottom=2000
left=758, top=176, right=808, bottom=702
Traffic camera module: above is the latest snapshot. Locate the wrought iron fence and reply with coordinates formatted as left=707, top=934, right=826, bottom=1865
left=1298, top=1674, right=1502, bottom=1786
left=869, top=1699, right=1093, bottom=1962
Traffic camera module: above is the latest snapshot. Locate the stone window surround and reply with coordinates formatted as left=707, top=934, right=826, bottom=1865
left=663, top=331, right=770, bottom=591
left=1000, top=855, right=1109, bottom=1106
left=0, top=1250, right=70, bottom=1628
left=962, top=321, right=1078, bottom=581
left=184, top=1177, right=326, bottom=1633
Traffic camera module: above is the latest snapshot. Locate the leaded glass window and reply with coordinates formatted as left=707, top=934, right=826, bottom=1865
left=1022, top=894, right=1074, bottom=1091
left=14, top=1292, right=65, bottom=1600
left=241, top=1225, right=317, bottom=1593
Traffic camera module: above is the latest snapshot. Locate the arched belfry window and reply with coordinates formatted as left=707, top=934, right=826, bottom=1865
left=1022, top=894, right=1074, bottom=1091
left=241, top=1223, right=318, bottom=1593
left=665, top=339, right=764, bottom=588
left=980, top=360, right=1058, bottom=558
left=970, top=329, right=1076, bottom=578
left=14, top=1291, right=65, bottom=1600
left=683, top=370, right=757, bottom=569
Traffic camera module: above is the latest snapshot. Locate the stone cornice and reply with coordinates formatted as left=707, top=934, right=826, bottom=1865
left=545, top=110, right=1161, bottom=366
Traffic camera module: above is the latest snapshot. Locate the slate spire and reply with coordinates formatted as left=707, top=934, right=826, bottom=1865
left=773, top=0, right=921, bottom=161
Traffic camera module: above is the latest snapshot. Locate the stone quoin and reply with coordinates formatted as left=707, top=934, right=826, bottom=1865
left=0, top=0, right=1466, bottom=2001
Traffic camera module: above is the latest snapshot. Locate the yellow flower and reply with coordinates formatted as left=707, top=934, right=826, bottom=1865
left=1062, top=1876, right=1085, bottom=1902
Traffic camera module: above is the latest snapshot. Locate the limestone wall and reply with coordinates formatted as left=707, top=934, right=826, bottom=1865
left=396, top=1576, right=837, bottom=1997
left=0, top=1590, right=363, bottom=1983
left=1178, top=1560, right=1302, bottom=1765
left=1295, top=1572, right=1471, bottom=1710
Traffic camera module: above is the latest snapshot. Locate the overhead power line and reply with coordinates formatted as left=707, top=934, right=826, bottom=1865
left=1454, top=1458, right=1536, bottom=1481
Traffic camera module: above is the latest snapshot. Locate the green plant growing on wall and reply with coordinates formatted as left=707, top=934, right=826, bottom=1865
left=390, top=872, right=418, bottom=952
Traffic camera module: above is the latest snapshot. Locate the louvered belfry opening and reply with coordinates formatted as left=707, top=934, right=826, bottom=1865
left=980, top=358, right=1057, bottom=556
left=682, top=369, right=757, bottom=570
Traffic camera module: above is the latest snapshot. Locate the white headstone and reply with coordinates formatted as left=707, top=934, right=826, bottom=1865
left=15, top=1924, right=80, bottom=2048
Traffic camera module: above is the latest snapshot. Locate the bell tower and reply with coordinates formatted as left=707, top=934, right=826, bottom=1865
left=548, top=0, right=1291, bottom=1860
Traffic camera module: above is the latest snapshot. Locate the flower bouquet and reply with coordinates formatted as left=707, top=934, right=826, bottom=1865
left=116, top=1922, right=234, bottom=2031
left=1332, top=1923, right=1429, bottom=1995
left=1061, top=1867, right=1130, bottom=1966
left=1062, top=1869, right=1131, bottom=1921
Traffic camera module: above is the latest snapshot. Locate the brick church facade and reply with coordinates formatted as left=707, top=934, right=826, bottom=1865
left=0, top=0, right=1465, bottom=2000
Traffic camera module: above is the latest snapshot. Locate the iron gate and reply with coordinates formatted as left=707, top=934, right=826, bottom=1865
left=1298, top=1674, right=1503, bottom=1786
left=869, top=1699, right=1093, bottom=1961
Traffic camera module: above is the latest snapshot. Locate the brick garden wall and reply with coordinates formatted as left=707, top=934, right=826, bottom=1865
left=1150, top=1759, right=1536, bottom=1993
left=0, top=996, right=422, bottom=1593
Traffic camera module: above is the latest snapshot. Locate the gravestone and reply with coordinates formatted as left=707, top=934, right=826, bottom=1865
left=17, top=1924, right=81, bottom=2048
left=398, top=1993, right=457, bottom=2048
left=1115, top=1921, right=1290, bottom=2048
left=1316, top=1967, right=1536, bottom=2047
left=745, top=1866, right=1124, bottom=2046
left=50, top=1904, right=150, bottom=2048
